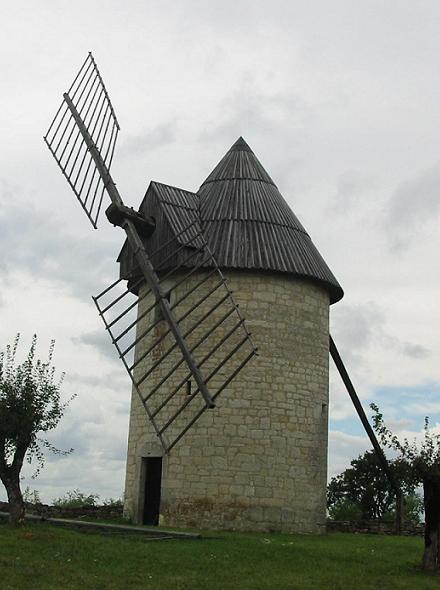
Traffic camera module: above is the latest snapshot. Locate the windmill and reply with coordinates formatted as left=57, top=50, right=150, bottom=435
left=45, top=54, right=400, bottom=532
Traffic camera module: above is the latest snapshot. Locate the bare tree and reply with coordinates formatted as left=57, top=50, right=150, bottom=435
left=0, top=335, right=75, bottom=524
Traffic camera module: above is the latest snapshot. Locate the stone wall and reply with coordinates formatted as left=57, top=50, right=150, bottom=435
left=0, top=501, right=123, bottom=520
left=124, top=270, right=330, bottom=533
left=327, top=519, right=424, bottom=536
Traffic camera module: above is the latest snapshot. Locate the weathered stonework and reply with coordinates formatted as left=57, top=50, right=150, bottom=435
left=124, top=269, right=329, bottom=533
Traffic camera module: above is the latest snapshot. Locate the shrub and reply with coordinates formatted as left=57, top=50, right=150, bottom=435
left=102, top=497, right=124, bottom=508
left=328, top=499, right=363, bottom=521
left=22, top=487, right=42, bottom=506
left=53, top=489, right=100, bottom=508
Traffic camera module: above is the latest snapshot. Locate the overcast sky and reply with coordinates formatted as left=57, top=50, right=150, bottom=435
left=1, top=1, right=440, bottom=503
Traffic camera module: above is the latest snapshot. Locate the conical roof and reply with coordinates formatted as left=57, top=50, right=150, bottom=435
left=197, top=137, right=343, bottom=303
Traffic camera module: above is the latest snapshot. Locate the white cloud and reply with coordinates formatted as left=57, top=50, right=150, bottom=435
left=328, top=431, right=370, bottom=478
left=407, top=403, right=440, bottom=416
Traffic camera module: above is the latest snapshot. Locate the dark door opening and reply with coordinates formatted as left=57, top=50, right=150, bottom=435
left=142, top=457, right=163, bottom=525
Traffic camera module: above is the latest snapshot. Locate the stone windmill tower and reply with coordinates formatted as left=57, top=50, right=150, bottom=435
left=120, top=137, right=343, bottom=533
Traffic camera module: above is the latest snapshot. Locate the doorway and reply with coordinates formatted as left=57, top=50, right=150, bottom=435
left=141, top=457, right=163, bottom=525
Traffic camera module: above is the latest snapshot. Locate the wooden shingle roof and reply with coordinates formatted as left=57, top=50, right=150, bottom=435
left=118, top=137, right=343, bottom=304
left=197, top=137, right=343, bottom=303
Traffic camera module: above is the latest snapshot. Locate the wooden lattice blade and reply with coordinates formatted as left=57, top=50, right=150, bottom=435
left=94, top=227, right=257, bottom=452
left=44, top=53, right=120, bottom=228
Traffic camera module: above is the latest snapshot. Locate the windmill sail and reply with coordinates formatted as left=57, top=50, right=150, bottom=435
left=44, top=53, right=256, bottom=452
left=44, top=53, right=120, bottom=228
left=93, top=224, right=256, bottom=452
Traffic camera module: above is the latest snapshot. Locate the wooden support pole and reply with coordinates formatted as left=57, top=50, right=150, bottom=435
left=329, top=335, right=402, bottom=533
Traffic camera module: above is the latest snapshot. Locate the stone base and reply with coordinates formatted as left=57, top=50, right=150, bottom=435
left=160, top=497, right=325, bottom=534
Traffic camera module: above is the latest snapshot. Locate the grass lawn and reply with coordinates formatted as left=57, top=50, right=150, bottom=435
left=0, top=522, right=437, bottom=590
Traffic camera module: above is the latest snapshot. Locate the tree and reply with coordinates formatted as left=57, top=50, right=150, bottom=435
left=0, top=334, right=75, bottom=524
left=371, top=403, right=440, bottom=571
left=327, top=450, right=418, bottom=521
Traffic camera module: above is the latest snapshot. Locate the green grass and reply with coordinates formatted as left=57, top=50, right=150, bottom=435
left=0, top=522, right=437, bottom=590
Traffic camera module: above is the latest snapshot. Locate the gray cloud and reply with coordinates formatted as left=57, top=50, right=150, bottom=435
left=65, top=370, right=129, bottom=397
left=72, top=330, right=118, bottom=362
left=119, top=121, right=177, bottom=157
left=331, top=302, right=430, bottom=369
left=208, top=86, right=311, bottom=140
left=0, top=179, right=120, bottom=298
left=331, top=302, right=386, bottom=368
left=384, top=163, right=440, bottom=252
left=401, top=342, right=431, bottom=360
left=330, top=169, right=379, bottom=213
left=198, top=78, right=311, bottom=186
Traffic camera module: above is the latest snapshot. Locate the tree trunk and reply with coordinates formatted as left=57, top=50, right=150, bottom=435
left=395, top=490, right=403, bottom=535
left=422, top=475, right=440, bottom=571
left=1, top=471, right=25, bottom=525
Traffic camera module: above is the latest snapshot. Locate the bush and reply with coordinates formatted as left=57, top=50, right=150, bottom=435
left=102, top=497, right=124, bottom=509
left=22, top=487, right=42, bottom=506
left=403, top=493, right=424, bottom=524
left=53, top=489, right=100, bottom=509
left=328, top=499, right=363, bottom=521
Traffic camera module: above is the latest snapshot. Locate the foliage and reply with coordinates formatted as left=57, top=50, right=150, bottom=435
left=371, top=403, right=440, bottom=482
left=0, top=334, right=75, bottom=476
left=22, top=487, right=42, bottom=506
left=102, top=497, right=124, bottom=509
left=403, top=494, right=424, bottom=525
left=52, top=490, right=124, bottom=509
left=0, top=334, right=75, bottom=523
left=381, top=493, right=424, bottom=525
left=0, top=524, right=437, bottom=590
left=327, top=498, right=363, bottom=521
left=53, top=489, right=100, bottom=509
left=327, top=450, right=417, bottom=520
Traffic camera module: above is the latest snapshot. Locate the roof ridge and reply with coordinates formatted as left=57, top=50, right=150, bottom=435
left=151, top=180, right=199, bottom=197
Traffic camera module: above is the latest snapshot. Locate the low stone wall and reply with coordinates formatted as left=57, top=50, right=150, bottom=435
left=0, top=501, right=123, bottom=520
left=327, top=519, right=424, bottom=536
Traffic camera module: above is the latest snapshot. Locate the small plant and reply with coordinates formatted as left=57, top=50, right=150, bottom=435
left=102, top=497, right=124, bottom=508
left=53, top=489, right=100, bottom=509
left=22, top=487, right=42, bottom=506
